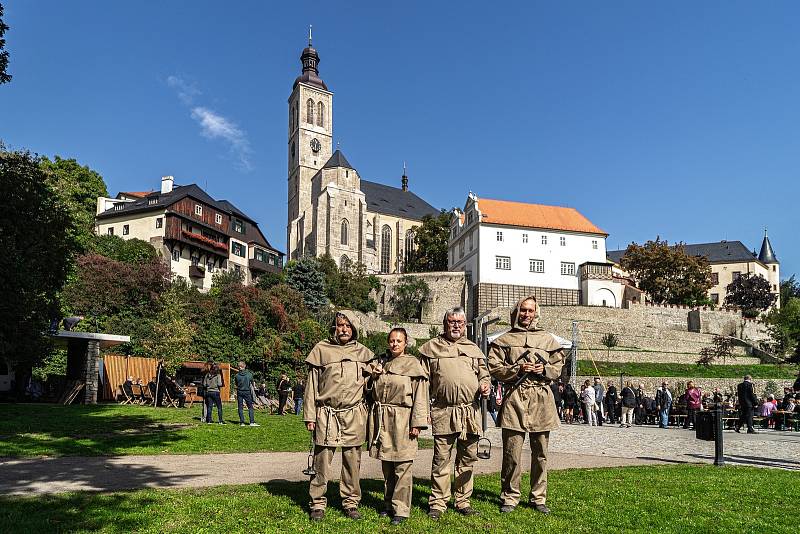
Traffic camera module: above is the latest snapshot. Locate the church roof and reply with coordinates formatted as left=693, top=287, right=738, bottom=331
left=758, top=233, right=778, bottom=264
left=607, top=240, right=761, bottom=265
left=476, top=198, right=607, bottom=236
left=322, top=150, right=354, bottom=170
left=361, top=180, right=439, bottom=221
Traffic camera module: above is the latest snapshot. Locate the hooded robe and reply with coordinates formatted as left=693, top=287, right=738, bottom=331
left=488, top=296, right=565, bottom=432
left=303, top=310, right=376, bottom=447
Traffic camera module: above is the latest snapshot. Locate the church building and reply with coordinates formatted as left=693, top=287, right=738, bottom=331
left=286, top=37, right=438, bottom=273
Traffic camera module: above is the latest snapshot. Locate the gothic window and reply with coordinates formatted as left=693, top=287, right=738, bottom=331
left=404, top=229, right=415, bottom=265
left=306, top=99, right=314, bottom=124
left=317, top=101, right=325, bottom=127
left=341, top=219, right=349, bottom=246
left=381, top=225, right=392, bottom=273
left=340, top=255, right=351, bottom=271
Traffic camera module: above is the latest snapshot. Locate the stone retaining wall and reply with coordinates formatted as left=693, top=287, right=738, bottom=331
left=373, top=272, right=466, bottom=325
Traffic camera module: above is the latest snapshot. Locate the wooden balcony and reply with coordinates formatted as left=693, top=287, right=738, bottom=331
left=165, top=216, right=229, bottom=257
left=249, top=257, right=282, bottom=274
left=189, top=265, right=206, bottom=278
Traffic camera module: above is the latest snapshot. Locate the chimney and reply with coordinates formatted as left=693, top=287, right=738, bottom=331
left=161, top=175, right=174, bottom=194
left=401, top=162, right=408, bottom=192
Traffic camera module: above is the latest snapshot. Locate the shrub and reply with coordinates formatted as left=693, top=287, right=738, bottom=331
left=389, top=276, right=430, bottom=322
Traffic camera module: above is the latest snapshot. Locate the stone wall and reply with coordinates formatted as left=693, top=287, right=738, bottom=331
left=576, top=375, right=792, bottom=398
left=372, top=272, right=466, bottom=325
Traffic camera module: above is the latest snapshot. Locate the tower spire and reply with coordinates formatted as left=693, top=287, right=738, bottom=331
left=401, top=161, right=408, bottom=192
left=308, top=25, right=313, bottom=46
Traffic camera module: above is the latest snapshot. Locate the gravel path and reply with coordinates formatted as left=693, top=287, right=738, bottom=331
left=1, top=424, right=796, bottom=496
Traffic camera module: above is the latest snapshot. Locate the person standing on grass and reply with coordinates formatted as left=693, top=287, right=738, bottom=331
left=202, top=364, right=224, bottom=424
left=735, top=375, right=759, bottom=433
left=293, top=378, right=305, bottom=415
left=683, top=381, right=702, bottom=430
left=655, top=382, right=672, bottom=428
left=304, top=310, right=375, bottom=522
left=419, top=307, right=490, bottom=521
left=366, top=327, right=429, bottom=526
left=234, top=361, right=258, bottom=427
left=619, top=381, right=636, bottom=428
left=488, top=295, right=565, bottom=516
left=277, top=373, right=292, bottom=415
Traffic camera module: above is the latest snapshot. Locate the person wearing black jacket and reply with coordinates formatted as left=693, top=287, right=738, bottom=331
left=736, top=375, right=759, bottom=434
left=276, top=373, right=292, bottom=415
left=605, top=382, right=619, bottom=424
left=562, top=384, right=578, bottom=424
left=619, top=381, right=636, bottom=428
left=634, top=384, right=645, bottom=425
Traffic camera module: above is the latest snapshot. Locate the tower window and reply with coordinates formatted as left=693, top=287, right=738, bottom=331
left=560, top=236, right=566, bottom=246
left=341, top=219, right=349, bottom=246
left=317, top=101, right=325, bottom=127
left=306, top=99, right=314, bottom=124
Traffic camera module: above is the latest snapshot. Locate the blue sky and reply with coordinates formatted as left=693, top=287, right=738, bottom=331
left=2, top=1, right=797, bottom=278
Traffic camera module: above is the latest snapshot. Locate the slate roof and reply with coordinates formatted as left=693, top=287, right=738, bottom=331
left=607, top=240, right=761, bottom=265
left=322, top=150, right=354, bottom=170
left=476, top=198, right=607, bottom=236
left=360, top=180, right=439, bottom=221
left=758, top=235, right=779, bottom=264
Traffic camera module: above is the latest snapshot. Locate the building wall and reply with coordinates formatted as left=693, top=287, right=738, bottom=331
left=709, top=260, right=771, bottom=305
left=95, top=211, right=166, bottom=241
left=228, top=237, right=250, bottom=284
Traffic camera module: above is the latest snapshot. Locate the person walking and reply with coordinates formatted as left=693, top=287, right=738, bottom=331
left=605, top=381, right=619, bottom=425
left=655, top=382, right=672, bottom=428
left=366, top=328, right=429, bottom=526
left=304, top=310, right=376, bottom=522
left=234, top=361, right=258, bottom=427
left=418, top=307, right=490, bottom=520
left=735, top=375, right=759, bottom=434
left=488, top=295, right=565, bottom=515
left=293, top=378, right=305, bottom=416
left=202, top=363, right=224, bottom=424
left=581, top=380, right=597, bottom=426
left=619, top=381, right=636, bottom=428
left=277, top=373, right=292, bottom=415
left=683, top=381, right=701, bottom=430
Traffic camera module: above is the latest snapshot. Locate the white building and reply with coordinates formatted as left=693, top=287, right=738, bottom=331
left=450, top=193, right=623, bottom=316
left=95, top=176, right=284, bottom=291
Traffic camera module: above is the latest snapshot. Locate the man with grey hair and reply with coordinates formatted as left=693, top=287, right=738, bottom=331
left=736, top=375, right=758, bottom=434
left=418, top=307, right=490, bottom=520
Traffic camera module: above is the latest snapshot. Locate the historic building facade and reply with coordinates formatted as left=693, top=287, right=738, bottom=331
left=286, top=39, right=438, bottom=273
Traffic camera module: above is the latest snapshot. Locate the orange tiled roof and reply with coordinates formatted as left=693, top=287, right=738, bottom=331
left=477, top=198, right=607, bottom=236
left=119, top=190, right=156, bottom=198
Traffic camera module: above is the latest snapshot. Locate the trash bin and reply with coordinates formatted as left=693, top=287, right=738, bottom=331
left=695, top=411, right=715, bottom=441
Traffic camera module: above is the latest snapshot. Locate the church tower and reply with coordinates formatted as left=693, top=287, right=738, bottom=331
left=287, top=29, right=333, bottom=259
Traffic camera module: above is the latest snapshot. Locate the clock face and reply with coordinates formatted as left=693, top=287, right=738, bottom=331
left=310, top=138, right=321, bottom=153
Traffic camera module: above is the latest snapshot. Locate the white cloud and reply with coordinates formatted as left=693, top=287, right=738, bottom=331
left=166, top=75, right=253, bottom=172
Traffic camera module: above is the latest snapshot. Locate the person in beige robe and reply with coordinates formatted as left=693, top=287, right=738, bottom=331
left=303, top=310, right=375, bottom=521
left=366, top=327, right=429, bottom=526
left=488, top=295, right=565, bottom=515
left=418, top=307, right=490, bottom=519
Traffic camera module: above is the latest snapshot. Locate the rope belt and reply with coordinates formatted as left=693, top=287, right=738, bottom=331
left=322, top=402, right=364, bottom=445
left=451, top=401, right=476, bottom=440
left=369, top=401, right=405, bottom=448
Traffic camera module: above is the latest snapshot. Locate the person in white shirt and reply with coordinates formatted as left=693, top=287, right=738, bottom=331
left=580, top=380, right=597, bottom=426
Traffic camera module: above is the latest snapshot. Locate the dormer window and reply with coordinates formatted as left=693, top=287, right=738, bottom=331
left=233, top=218, right=245, bottom=233
left=148, top=197, right=158, bottom=206
left=114, top=203, right=124, bottom=211
left=195, top=205, right=202, bottom=216
left=215, top=213, right=223, bottom=225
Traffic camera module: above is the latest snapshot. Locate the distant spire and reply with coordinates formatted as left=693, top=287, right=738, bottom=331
left=758, top=228, right=779, bottom=264
left=401, top=162, right=408, bottom=192
left=308, top=25, right=313, bottom=46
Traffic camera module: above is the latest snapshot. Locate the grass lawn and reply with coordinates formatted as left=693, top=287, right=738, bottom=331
left=0, top=403, right=433, bottom=458
left=578, top=361, right=799, bottom=379
left=0, top=465, right=795, bottom=533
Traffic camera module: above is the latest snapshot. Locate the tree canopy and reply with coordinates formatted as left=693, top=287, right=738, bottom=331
left=724, top=273, right=776, bottom=317
left=317, top=254, right=378, bottom=313
left=285, top=257, right=328, bottom=311
left=620, top=238, right=713, bottom=306
left=405, top=210, right=451, bottom=273
left=765, top=297, right=800, bottom=358
left=0, top=148, right=78, bottom=366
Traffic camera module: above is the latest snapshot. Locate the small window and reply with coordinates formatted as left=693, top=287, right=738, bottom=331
left=172, top=249, right=180, bottom=262
left=561, top=262, right=576, bottom=276
left=107, top=227, right=114, bottom=236
left=195, top=205, right=202, bottom=216
left=710, top=293, right=719, bottom=304
left=560, top=236, right=566, bottom=247
left=155, top=218, right=163, bottom=229
left=232, top=242, right=245, bottom=257
left=234, top=264, right=242, bottom=274
left=459, top=240, right=465, bottom=258
left=255, top=249, right=266, bottom=262
left=148, top=197, right=158, bottom=206
left=732, top=271, right=741, bottom=281
left=114, top=203, right=124, bottom=211
left=592, top=240, right=598, bottom=250
left=206, top=259, right=215, bottom=273
left=529, top=259, right=544, bottom=273
left=497, top=231, right=503, bottom=242
left=495, top=256, right=511, bottom=270
left=542, top=235, right=547, bottom=245
left=191, top=255, right=199, bottom=266
left=215, top=213, right=222, bottom=225
left=469, top=232, right=474, bottom=251
left=123, top=224, right=129, bottom=235
left=772, top=265, right=776, bottom=272
left=467, top=212, right=474, bottom=224
left=711, top=272, right=719, bottom=285
left=233, top=219, right=245, bottom=233
left=522, top=233, right=528, bottom=243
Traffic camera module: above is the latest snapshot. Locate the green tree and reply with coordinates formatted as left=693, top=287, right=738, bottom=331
left=0, top=148, right=78, bottom=369
left=779, top=275, right=800, bottom=307
left=764, top=297, right=800, bottom=357
left=620, top=238, right=713, bottom=305
left=600, top=332, right=619, bottom=359
left=90, top=235, right=158, bottom=264
left=40, top=156, right=108, bottom=251
left=405, top=210, right=451, bottom=273
left=390, top=276, right=431, bottom=321
left=697, top=335, right=733, bottom=367
left=317, top=254, right=378, bottom=313
left=144, top=287, right=196, bottom=374
left=286, top=257, right=328, bottom=311
left=0, top=3, right=11, bottom=84
left=725, top=273, right=776, bottom=317
left=254, top=270, right=285, bottom=291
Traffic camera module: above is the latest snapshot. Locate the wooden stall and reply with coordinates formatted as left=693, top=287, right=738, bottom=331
left=102, top=355, right=231, bottom=402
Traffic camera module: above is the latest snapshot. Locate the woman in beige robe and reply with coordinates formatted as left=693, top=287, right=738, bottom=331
left=366, top=327, right=429, bottom=525
left=488, top=295, right=565, bottom=515
left=303, top=310, right=375, bottom=521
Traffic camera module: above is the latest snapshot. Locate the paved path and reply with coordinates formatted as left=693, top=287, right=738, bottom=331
left=1, top=424, right=797, bottom=496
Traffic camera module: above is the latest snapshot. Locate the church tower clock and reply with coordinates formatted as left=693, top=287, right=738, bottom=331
left=287, top=30, right=333, bottom=259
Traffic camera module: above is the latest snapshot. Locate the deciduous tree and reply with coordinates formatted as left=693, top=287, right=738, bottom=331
left=405, top=210, right=451, bottom=273
left=620, top=238, right=712, bottom=306
left=725, top=273, right=776, bottom=317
